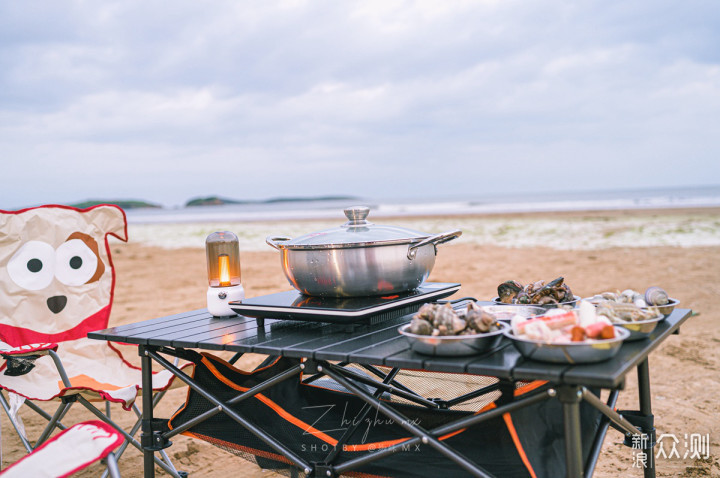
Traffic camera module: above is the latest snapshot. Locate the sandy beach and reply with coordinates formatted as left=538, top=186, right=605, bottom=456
left=2, top=207, right=719, bottom=477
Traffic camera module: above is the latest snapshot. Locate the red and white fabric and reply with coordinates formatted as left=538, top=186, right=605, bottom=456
left=0, top=205, right=189, bottom=410
left=0, top=420, right=123, bottom=477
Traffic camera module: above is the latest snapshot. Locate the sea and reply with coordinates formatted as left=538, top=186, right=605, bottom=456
left=125, top=185, right=720, bottom=224
left=123, top=185, right=720, bottom=251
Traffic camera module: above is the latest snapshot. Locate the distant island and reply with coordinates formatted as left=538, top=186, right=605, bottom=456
left=185, top=195, right=359, bottom=207
left=63, top=195, right=361, bottom=210
left=70, top=199, right=162, bottom=210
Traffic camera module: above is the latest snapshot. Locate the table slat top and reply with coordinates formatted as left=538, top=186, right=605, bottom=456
left=88, top=308, right=692, bottom=388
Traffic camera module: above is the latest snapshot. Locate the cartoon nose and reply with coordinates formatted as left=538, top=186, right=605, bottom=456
left=47, top=295, right=67, bottom=314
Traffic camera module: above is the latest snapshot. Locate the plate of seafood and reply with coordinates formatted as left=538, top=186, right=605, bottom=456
left=504, top=301, right=630, bottom=364
left=493, top=277, right=580, bottom=309
left=585, top=286, right=679, bottom=318
left=399, top=302, right=508, bottom=356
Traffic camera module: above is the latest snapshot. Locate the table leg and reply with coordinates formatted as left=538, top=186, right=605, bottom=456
left=140, top=346, right=155, bottom=478
left=637, top=359, right=655, bottom=478
left=584, top=389, right=620, bottom=477
left=559, top=386, right=584, bottom=478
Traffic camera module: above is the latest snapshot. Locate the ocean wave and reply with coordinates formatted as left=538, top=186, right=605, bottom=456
left=122, top=214, right=720, bottom=251
left=124, top=188, right=720, bottom=225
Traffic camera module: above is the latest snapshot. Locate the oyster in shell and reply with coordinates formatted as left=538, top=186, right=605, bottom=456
left=464, top=302, right=496, bottom=333
left=645, top=286, right=669, bottom=306
left=498, top=280, right=523, bottom=304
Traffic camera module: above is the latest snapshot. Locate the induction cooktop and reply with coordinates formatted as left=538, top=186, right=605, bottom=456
left=229, top=282, right=461, bottom=324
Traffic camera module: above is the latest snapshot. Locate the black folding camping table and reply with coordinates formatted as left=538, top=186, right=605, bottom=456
left=88, top=304, right=692, bottom=478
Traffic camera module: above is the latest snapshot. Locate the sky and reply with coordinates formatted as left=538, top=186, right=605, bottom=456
left=1, top=0, right=719, bottom=209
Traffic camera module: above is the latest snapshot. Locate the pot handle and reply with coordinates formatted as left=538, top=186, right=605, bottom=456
left=407, top=229, right=462, bottom=260
left=266, top=236, right=292, bottom=250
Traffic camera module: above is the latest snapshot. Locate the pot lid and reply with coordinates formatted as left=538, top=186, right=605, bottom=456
left=277, top=206, right=429, bottom=249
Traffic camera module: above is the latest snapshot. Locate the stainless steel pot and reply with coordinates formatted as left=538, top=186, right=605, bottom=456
left=266, top=206, right=462, bottom=297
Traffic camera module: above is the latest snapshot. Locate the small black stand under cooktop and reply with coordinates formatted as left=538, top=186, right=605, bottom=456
left=229, top=282, right=460, bottom=325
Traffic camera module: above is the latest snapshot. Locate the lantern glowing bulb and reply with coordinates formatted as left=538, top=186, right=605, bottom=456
left=205, top=232, right=244, bottom=317
left=218, top=254, right=231, bottom=287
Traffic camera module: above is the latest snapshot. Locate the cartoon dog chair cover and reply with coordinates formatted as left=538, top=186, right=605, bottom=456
left=0, top=205, right=190, bottom=446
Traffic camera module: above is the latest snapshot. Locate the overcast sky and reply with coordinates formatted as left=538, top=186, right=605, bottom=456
left=1, top=1, right=719, bottom=209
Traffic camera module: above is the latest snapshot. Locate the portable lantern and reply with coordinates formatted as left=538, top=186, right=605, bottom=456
left=206, top=231, right=244, bottom=316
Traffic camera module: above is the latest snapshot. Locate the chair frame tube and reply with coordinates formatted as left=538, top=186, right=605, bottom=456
left=0, top=392, right=33, bottom=453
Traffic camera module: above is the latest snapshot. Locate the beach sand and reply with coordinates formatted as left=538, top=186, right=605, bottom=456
left=2, top=208, right=719, bottom=477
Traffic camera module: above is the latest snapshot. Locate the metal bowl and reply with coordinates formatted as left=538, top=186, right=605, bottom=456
left=653, top=298, right=679, bottom=318
left=479, top=304, right=546, bottom=322
left=611, top=314, right=664, bottom=341
left=504, top=326, right=630, bottom=364
left=399, top=321, right=509, bottom=357
left=491, top=295, right=581, bottom=310
left=588, top=297, right=680, bottom=320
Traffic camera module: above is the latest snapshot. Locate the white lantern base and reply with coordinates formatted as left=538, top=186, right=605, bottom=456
left=207, top=284, right=245, bottom=317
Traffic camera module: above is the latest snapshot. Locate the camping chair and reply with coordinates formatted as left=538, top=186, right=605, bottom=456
left=0, top=204, right=190, bottom=477
left=0, top=420, right=123, bottom=478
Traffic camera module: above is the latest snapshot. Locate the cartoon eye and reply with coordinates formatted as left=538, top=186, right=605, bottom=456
left=55, top=239, right=99, bottom=286
left=7, top=241, right=56, bottom=290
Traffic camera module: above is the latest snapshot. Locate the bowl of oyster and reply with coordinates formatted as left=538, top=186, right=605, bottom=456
left=493, top=277, right=580, bottom=309
left=399, top=302, right=507, bottom=356
left=586, top=286, right=679, bottom=318
left=592, top=301, right=664, bottom=341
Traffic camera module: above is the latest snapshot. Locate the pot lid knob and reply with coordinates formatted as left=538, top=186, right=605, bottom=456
left=343, top=206, right=372, bottom=226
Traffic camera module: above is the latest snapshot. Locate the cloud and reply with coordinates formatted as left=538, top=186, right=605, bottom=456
left=1, top=0, right=719, bottom=208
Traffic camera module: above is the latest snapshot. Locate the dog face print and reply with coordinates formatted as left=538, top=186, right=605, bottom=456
left=0, top=205, right=127, bottom=346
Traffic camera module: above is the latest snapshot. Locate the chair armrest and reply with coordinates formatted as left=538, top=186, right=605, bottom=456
left=0, top=343, right=61, bottom=378
left=0, top=343, right=59, bottom=358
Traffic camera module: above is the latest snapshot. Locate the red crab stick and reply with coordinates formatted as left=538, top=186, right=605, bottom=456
left=514, top=310, right=577, bottom=335
left=585, top=322, right=616, bottom=339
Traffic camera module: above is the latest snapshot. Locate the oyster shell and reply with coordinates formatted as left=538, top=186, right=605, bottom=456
left=409, top=317, right=433, bottom=335
left=465, top=302, right=496, bottom=333
left=619, top=289, right=647, bottom=307
left=645, top=286, right=669, bottom=306
left=498, top=280, right=522, bottom=304
left=415, top=303, right=436, bottom=321
left=432, top=303, right=467, bottom=335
